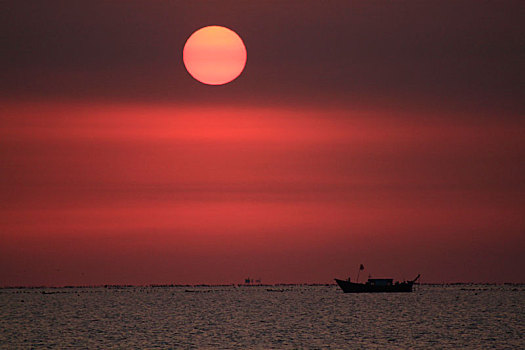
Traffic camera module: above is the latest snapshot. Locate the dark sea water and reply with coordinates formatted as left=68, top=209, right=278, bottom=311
left=1, top=284, right=523, bottom=349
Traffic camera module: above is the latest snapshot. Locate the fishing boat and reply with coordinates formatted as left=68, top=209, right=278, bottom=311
left=335, top=264, right=420, bottom=293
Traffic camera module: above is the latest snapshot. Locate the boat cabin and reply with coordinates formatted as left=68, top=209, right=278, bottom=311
left=367, top=278, right=393, bottom=286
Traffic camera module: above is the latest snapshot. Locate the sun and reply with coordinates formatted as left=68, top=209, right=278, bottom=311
left=183, top=26, right=247, bottom=85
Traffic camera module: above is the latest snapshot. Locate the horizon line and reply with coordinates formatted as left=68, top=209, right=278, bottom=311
left=2, top=282, right=524, bottom=289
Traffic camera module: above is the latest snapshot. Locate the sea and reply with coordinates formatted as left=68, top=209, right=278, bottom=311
left=1, top=284, right=523, bottom=349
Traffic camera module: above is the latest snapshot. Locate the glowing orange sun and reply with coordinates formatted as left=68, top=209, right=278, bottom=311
left=183, top=26, right=247, bottom=85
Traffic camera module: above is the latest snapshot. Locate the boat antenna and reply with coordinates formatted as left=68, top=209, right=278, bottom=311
left=356, top=264, right=364, bottom=283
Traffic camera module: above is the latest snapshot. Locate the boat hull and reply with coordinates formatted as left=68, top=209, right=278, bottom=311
left=334, top=279, right=414, bottom=293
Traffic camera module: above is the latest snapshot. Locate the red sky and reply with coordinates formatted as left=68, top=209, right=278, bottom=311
left=1, top=1, right=524, bottom=285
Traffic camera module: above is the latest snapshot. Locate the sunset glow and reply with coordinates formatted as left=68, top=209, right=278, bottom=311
left=1, top=100, right=523, bottom=286
left=1, top=2, right=523, bottom=287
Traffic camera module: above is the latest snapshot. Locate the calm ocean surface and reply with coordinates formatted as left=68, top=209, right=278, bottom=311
left=1, top=284, right=523, bottom=349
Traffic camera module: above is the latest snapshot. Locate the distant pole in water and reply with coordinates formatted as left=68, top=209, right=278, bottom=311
left=356, top=264, right=364, bottom=283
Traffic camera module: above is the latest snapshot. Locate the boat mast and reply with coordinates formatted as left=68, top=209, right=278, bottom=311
left=356, top=264, right=364, bottom=283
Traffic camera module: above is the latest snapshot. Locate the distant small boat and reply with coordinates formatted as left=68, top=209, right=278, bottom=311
left=335, top=274, right=420, bottom=293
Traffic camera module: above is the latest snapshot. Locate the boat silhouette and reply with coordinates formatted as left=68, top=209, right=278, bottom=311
left=335, top=274, right=420, bottom=293
left=335, top=264, right=420, bottom=293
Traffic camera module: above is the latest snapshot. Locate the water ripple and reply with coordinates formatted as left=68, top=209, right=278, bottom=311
left=0, top=285, right=523, bottom=349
